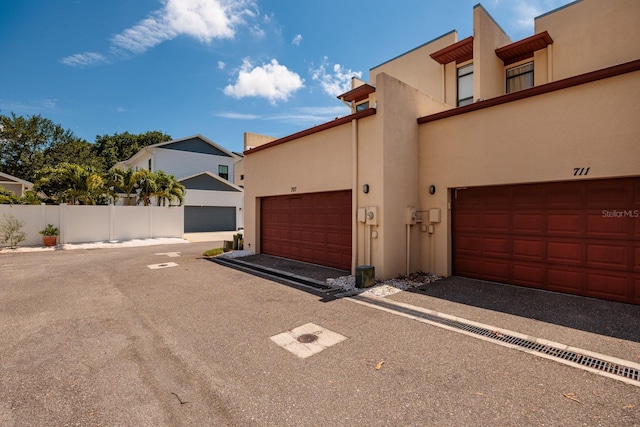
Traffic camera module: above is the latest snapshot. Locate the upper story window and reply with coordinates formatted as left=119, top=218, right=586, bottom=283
left=355, top=101, right=370, bottom=112
left=506, top=62, right=534, bottom=93
left=457, top=63, right=474, bottom=106
left=218, top=164, right=229, bottom=181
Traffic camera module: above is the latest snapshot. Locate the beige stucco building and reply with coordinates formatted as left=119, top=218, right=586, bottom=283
left=243, top=0, right=640, bottom=305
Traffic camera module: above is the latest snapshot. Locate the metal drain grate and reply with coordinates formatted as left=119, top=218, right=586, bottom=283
left=361, top=298, right=640, bottom=383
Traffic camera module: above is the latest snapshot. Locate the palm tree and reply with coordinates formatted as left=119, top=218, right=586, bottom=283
left=107, top=168, right=146, bottom=206
left=135, top=169, right=157, bottom=206
left=33, top=162, right=105, bottom=205
left=154, top=171, right=185, bottom=206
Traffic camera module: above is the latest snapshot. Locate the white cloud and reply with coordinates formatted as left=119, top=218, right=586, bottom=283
left=218, top=61, right=226, bottom=69
left=223, top=58, right=304, bottom=104
left=311, top=57, right=362, bottom=97
left=217, top=105, right=350, bottom=125
left=62, top=0, right=257, bottom=66
left=60, top=52, right=109, bottom=67
left=292, top=34, right=302, bottom=46
left=215, top=111, right=261, bottom=119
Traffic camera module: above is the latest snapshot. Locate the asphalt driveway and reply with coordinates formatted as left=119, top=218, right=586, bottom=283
left=1, top=243, right=639, bottom=426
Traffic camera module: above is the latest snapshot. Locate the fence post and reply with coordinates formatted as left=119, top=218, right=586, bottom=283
left=148, top=206, right=153, bottom=238
left=59, top=204, right=66, bottom=244
left=109, top=204, right=115, bottom=241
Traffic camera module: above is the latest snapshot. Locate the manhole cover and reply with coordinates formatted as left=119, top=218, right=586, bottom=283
left=297, top=334, right=318, bottom=343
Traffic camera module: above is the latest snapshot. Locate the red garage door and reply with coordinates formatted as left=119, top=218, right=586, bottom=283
left=261, top=190, right=352, bottom=271
left=453, top=178, right=640, bottom=305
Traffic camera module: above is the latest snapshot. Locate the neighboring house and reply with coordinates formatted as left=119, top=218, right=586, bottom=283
left=0, top=171, right=33, bottom=197
left=114, top=134, right=244, bottom=233
left=243, top=0, right=640, bottom=305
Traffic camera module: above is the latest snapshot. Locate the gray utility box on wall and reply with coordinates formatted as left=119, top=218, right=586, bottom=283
left=355, top=265, right=375, bottom=288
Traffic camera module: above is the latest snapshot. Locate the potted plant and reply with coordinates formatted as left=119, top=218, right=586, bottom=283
left=39, top=224, right=60, bottom=247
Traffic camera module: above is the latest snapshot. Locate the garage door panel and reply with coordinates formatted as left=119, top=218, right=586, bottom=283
left=482, top=214, right=509, bottom=231
left=261, top=190, right=351, bottom=271
left=482, top=260, right=509, bottom=282
left=586, top=181, right=628, bottom=208
left=512, top=239, right=544, bottom=260
left=455, top=235, right=481, bottom=254
left=454, top=257, right=483, bottom=277
left=452, top=177, right=639, bottom=305
left=547, top=214, right=583, bottom=235
left=586, top=244, right=628, bottom=269
left=512, top=264, right=544, bottom=287
left=547, top=267, right=582, bottom=293
left=586, top=272, right=629, bottom=301
left=512, top=187, right=544, bottom=208
left=587, top=214, right=627, bottom=237
left=455, top=213, right=481, bottom=230
left=547, top=241, right=582, bottom=264
left=483, top=237, right=509, bottom=256
left=547, top=184, right=583, bottom=208
left=513, top=214, right=544, bottom=233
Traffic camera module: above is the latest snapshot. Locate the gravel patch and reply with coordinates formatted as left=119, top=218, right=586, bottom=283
left=328, top=271, right=442, bottom=297
left=217, top=250, right=255, bottom=259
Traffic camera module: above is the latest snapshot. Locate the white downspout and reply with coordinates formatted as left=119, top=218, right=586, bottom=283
left=351, top=118, right=358, bottom=274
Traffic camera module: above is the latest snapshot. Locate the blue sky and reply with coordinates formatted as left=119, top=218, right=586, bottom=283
left=1, top=0, right=574, bottom=153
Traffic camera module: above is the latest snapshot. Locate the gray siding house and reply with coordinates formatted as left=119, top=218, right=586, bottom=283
left=114, top=134, right=243, bottom=232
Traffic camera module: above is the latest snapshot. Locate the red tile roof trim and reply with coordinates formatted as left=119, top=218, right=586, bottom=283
left=244, top=108, right=377, bottom=155
left=417, top=58, right=640, bottom=124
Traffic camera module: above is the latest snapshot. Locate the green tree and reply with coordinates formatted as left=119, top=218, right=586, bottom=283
left=33, top=162, right=106, bottom=205
left=107, top=168, right=147, bottom=206
left=0, top=187, right=20, bottom=204
left=0, top=112, right=77, bottom=181
left=135, top=169, right=157, bottom=206
left=93, top=131, right=172, bottom=170
left=0, top=213, right=26, bottom=248
left=153, top=170, right=185, bottom=206
left=45, top=136, right=105, bottom=172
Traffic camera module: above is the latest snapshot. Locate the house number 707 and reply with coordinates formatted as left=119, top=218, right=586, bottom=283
left=574, top=167, right=590, bottom=176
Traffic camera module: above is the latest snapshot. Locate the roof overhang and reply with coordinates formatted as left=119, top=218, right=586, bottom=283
left=430, top=36, right=474, bottom=65
left=337, top=83, right=376, bottom=103
left=495, top=31, right=554, bottom=66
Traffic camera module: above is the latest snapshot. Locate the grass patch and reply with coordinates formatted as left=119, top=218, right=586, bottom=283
left=203, top=248, right=225, bottom=257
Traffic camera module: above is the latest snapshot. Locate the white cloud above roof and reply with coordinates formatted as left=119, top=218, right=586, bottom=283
left=311, top=57, right=363, bottom=97
left=61, top=0, right=257, bottom=66
left=223, top=58, right=304, bottom=104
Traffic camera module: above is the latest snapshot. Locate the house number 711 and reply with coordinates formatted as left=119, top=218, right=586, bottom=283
left=574, top=167, right=590, bottom=176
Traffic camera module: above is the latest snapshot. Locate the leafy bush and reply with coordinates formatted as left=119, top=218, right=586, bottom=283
left=39, top=224, right=60, bottom=236
left=203, top=248, right=224, bottom=257
left=0, top=213, right=26, bottom=249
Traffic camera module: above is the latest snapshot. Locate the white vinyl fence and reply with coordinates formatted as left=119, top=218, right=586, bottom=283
left=0, top=204, right=184, bottom=247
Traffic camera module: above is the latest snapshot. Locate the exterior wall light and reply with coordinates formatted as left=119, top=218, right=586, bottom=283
left=363, top=184, right=370, bottom=194
left=429, top=185, right=436, bottom=195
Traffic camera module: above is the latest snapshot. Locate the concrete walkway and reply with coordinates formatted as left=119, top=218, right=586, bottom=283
left=183, top=230, right=243, bottom=243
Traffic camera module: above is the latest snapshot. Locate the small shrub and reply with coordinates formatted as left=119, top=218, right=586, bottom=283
left=39, top=224, right=60, bottom=236
left=203, top=248, right=224, bottom=257
left=0, top=213, right=27, bottom=249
